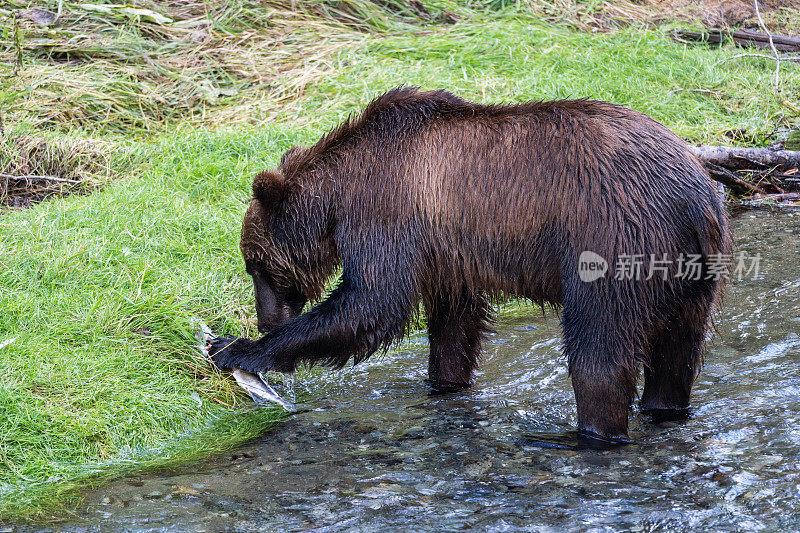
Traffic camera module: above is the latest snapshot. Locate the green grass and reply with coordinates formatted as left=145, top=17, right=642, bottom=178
left=1, top=0, right=799, bottom=522
left=289, top=18, right=800, bottom=144
left=0, top=127, right=318, bottom=519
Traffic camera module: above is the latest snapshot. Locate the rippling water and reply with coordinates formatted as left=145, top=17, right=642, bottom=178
left=34, top=211, right=800, bottom=531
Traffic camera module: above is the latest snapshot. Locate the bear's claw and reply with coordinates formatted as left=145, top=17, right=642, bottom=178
left=208, top=335, right=242, bottom=370
left=577, top=428, right=633, bottom=446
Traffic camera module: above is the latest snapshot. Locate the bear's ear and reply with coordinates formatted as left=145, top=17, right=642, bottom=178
left=252, top=170, right=289, bottom=206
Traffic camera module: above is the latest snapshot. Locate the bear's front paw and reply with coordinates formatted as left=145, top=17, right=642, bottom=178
left=208, top=335, right=246, bottom=371
left=207, top=335, right=291, bottom=374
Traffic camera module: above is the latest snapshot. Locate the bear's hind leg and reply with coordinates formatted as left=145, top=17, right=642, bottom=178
left=563, top=284, right=640, bottom=443
left=569, top=358, right=637, bottom=444
left=425, top=290, right=493, bottom=391
left=641, top=299, right=711, bottom=413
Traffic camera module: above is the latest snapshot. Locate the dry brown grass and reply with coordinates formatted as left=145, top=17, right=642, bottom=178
left=0, top=131, right=115, bottom=207
left=0, top=0, right=455, bottom=133
left=524, top=0, right=654, bottom=31
left=525, top=0, right=800, bottom=35
left=645, top=0, right=800, bottom=34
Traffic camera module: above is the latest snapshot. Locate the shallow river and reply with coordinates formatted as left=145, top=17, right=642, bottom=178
left=36, top=212, right=800, bottom=531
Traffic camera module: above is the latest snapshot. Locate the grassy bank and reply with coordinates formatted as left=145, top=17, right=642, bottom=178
left=3, top=1, right=799, bottom=140
left=1, top=0, right=800, bottom=521
left=0, top=127, right=315, bottom=518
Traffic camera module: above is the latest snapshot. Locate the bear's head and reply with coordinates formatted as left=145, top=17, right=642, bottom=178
left=240, top=150, right=336, bottom=333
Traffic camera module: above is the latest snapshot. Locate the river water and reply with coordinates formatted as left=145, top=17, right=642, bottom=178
left=30, top=211, right=800, bottom=531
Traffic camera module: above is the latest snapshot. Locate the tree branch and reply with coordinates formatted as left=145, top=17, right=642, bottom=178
left=0, top=173, right=82, bottom=184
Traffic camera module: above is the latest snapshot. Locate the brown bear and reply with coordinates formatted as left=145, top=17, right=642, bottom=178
left=210, top=87, right=732, bottom=444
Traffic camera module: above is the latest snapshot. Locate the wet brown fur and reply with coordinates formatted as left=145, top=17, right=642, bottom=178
left=213, top=87, right=732, bottom=442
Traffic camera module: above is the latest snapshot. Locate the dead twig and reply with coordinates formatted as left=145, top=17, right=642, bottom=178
left=713, top=52, right=800, bottom=68
left=706, top=163, right=770, bottom=195
left=753, top=0, right=781, bottom=92
left=669, top=88, right=727, bottom=97
left=0, top=173, right=82, bottom=184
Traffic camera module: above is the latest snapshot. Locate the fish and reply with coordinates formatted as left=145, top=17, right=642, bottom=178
left=193, top=319, right=295, bottom=411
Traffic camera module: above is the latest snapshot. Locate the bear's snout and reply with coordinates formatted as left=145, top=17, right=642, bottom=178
left=257, top=304, right=299, bottom=333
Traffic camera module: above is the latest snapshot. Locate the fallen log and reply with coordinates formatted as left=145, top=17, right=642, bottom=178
left=751, top=192, right=800, bottom=201
left=741, top=192, right=800, bottom=207
left=674, top=28, right=800, bottom=52
left=689, top=145, right=800, bottom=171
left=688, top=145, right=800, bottom=197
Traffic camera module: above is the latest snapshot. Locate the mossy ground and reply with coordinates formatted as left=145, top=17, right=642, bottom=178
left=1, top=0, right=799, bottom=521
